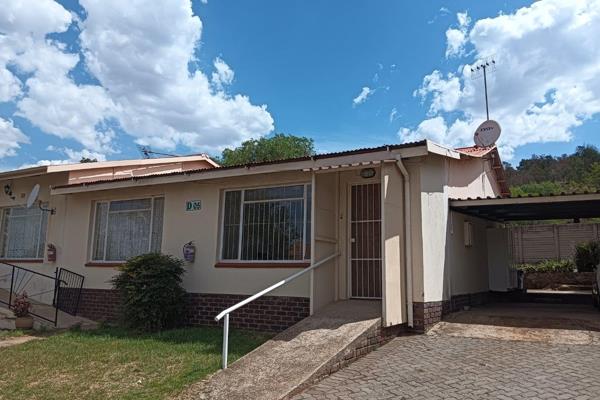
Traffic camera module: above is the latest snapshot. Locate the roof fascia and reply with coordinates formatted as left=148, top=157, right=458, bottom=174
left=450, top=193, right=600, bottom=207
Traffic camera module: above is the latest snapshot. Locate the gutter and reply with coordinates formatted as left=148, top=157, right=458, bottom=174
left=394, top=156, right=414, bottom=328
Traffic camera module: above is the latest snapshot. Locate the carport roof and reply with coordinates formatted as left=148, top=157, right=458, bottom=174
left=450, top=191, right=600, bottom=222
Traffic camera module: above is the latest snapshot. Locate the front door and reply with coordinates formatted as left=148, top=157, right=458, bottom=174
left=350, top=183, right=382, bottom=299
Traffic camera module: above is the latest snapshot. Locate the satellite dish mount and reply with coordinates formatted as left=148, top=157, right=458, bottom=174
left=27, top=184, right=55, bottom=215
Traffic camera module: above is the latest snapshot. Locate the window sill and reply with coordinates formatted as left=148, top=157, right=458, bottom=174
left=215, top=262, right=310, bottom=269
left=85, top=262, right=123, bottom=268
left=0, top=259, right=44, bottom=264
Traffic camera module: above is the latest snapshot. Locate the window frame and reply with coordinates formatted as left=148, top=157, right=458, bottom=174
left=218, top=183, right=312, bottom=264
left=0, top=203, right=49, bottom=262
left=88, top=196, right=164, bottom=264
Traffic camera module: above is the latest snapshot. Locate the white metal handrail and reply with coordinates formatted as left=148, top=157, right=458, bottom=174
left=214, top=252, right=339, bottom=368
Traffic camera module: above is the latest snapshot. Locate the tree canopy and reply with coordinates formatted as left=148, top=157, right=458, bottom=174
left=219, top=134, right=315, bottom=166
left=505, top=145, right=600, bottom=196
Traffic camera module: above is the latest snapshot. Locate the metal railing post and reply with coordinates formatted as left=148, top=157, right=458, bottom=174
left=8, top=265, right=14, bottom=307
left=214, top=252, right=339, bottom=370
left=222, top=314, right=229, bottom=369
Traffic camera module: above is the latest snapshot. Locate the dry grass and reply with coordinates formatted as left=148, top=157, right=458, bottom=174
left=0, top=326, right=271, bottom=400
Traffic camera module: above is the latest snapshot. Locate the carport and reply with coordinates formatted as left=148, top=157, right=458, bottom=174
left=450, top=192, right=600, bottom=222
left=447, top=192, right=600, bottom=334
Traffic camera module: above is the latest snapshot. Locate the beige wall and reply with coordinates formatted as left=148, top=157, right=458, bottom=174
left=446, top=212, right=491, bottom=297
left=412, top=155, right=496, bottom=303
left=448, top=156, right=501, bottom=199
left=311, top=172, right=338, bottom=313
left=53, top=171, right=314, bottom=297
left=381, top=163, right=406, bottom=325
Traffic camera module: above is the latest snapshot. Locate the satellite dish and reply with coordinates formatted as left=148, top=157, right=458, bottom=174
left=474, top=120, right=501, bottom=147
left=26, top=184, right=40, bottom=209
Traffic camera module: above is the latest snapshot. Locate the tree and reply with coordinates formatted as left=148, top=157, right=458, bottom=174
left=505, top=145, right=600, bottom=195
left=80, top=157, right=98, bottom=163
left=219, top=134, right=315, bottom=167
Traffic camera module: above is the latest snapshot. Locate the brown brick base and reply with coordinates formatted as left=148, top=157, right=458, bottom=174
left=185, top=293, right=309, bottom=332
left=75, top=288, right=309, bottom=332
left=412, top=291, right=489, bottom=332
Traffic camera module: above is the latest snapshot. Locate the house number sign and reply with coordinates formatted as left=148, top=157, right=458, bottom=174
left=185, top=200, right=202, bottom=211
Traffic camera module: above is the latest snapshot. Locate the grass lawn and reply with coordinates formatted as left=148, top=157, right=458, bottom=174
left=0, top=329, right=29, bottom=340
left=0, top=326, right=271, bottom=400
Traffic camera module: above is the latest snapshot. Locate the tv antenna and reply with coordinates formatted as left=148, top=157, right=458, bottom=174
left=137, top=145, right=179, bottom=159
left=470, top=56, right=496, bottom=121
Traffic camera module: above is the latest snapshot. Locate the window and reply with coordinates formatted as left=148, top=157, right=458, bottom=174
left=221, top=184, right=312, bottom=262
left=0, top=205, right=49, bottom=260
left=91, top=197, right=164, bottom=262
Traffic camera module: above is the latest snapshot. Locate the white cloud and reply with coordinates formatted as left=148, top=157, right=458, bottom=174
left=414, top=70, right=462, bottom=114
left=19, top=147, right=107, bottom=169
left=445, top=11, right=470, bottom=58
left=401, top=0, right=600, bottom=160
left=353, top=86, right=373, bottom=106
left=0, top=0, right=71, bottom=38
left=0, top=0, right=274, bottom=161
left=389, top=107, right=399, bottom=123
left=78, top=0, right=273, bottom=153
left=0, top=118, right=29, bottom=158
left=211, top=57, right=235, bottom=90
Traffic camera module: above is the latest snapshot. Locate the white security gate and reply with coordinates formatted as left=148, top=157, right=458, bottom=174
left=350, top=183, right=382, bottom=299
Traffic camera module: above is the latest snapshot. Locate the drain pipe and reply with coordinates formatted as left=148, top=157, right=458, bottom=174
left=394, top=156, right=414, bottom=327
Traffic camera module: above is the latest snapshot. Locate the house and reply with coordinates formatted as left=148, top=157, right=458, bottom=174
left=0, top=140, right=509, bottom=332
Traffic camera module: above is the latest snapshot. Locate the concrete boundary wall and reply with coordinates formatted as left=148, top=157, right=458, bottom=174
left=510, top=223, right=600, bottom=264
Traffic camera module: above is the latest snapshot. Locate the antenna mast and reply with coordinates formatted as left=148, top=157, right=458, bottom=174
left=470, top=57, right=496, bottom=121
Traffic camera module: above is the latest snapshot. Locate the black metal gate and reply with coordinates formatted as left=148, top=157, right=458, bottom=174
left=55, top=268, right=85, bottom=316
left=0, top=262, right=84, bottom=326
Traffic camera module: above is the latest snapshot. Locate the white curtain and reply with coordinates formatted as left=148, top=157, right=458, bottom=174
left=0, top=206, right=48, bottom=259
left=92, top=198, right=163, bottom=261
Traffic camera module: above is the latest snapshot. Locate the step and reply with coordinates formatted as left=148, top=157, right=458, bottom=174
left=178, top=300, right=397, bottom=400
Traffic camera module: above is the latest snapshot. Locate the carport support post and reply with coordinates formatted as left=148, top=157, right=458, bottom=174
left=222, top=314, right=229, bottom=369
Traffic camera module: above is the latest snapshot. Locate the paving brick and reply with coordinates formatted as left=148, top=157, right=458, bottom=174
left=293, top=334, right=600, bottom=400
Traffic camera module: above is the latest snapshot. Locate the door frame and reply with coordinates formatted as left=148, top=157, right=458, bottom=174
left=346, top=180, right=383, bottom=299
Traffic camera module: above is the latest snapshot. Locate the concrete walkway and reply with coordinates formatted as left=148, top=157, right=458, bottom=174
left=444, top=302, right=600, bottom=331
left=178, top=300, right=381, bottom=400
left=0, top=335, right=42, bottom=348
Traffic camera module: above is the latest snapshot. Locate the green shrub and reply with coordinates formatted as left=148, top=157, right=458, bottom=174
left=574, top=240, right=600, bottom=272
left=111, top=253, right=186, bottom=332
left=514, top=259, right=575, bottom=273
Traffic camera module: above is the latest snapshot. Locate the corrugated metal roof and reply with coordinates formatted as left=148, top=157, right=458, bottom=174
left=450, top=191, right=600, bottom=222
left=53, top=140, right=428, bottom=189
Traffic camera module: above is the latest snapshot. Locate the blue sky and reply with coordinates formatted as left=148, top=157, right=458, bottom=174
left=1, top=0, right=599, bottom=170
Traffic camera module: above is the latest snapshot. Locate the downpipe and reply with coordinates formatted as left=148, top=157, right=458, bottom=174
left=394, top=156, right=414, bottom=328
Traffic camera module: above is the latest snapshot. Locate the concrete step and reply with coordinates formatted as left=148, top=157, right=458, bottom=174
left=178, top=300, right=397, bottom=400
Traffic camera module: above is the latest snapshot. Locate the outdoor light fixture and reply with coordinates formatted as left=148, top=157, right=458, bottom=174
left=360, top=168, right=376, bottom=179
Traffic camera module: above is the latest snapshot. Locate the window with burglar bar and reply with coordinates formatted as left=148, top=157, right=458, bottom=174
left=0, top=204, right=49, bottom=259
left=90, top=197, right=164, bottom=262
left=220, top=184, right=312, bottom=262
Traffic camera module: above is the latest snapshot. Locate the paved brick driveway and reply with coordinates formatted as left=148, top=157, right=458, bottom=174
left=294, top=334, right=600, bottom=400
